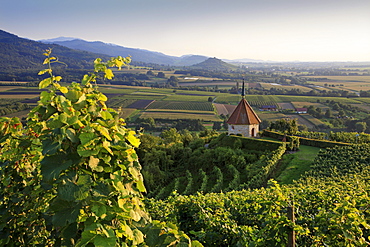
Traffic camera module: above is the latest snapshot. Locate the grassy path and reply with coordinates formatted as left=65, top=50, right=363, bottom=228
left=275, top=145, right=322, bottom=184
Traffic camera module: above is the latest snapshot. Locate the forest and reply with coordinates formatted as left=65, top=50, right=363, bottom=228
left=0, top=51, right=369, bottom=246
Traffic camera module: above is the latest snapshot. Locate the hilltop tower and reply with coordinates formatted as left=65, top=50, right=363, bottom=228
left=226, top=80, right=261, bottom=137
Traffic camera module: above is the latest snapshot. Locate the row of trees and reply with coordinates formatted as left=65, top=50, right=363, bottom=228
left=0, top=101, right=30, bottom=116
left=132, top=118, right=206, bottom=132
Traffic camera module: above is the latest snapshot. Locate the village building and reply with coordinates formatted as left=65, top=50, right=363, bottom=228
left=259, top=105, right=278, bottom=111
left=227, top=81, right=261, bottom=137
left=295, top=108, right=308, bottom=114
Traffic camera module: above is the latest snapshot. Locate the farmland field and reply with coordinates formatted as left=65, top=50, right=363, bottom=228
left=299, top=114, right=325, bottom=126
left=127, top=100, right=155, bottom=109
left=257, top=111, right=287, bottom=121
left=0, top=94, right=37, bottom=99
left=0, top=86, right=21, bottom=92
left=139, top=111, right=221, bottom=121
left=277, top=102, right=294, bottom=110
left=163, top=94, right=212, bottom=102
left=214, top=103, right=236, bottom=116
left=291, top=102, right=330, bottom=111
left=349, top=103, right=370, bottom=112
left=260, top=82, right=313, bottom=92
left=213, top=94, right=241, bottom=104
left=285, top=114, right=316, bottom=129
left=0, top=82, right=367, bottom=130
left=117, top=108, right=137, bottom=119
left=180, top=81, right=236, bottom=87
left=304, top=75, right=370, bottom=92
left=305, top=75, right=370, bottom=83
left=147, top=101, right=214, bottom=111
left=355, top=98, right=370, bottom=104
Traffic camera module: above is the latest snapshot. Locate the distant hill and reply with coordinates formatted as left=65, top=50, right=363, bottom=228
left=174, top=55, right=209, bottom=66
left=191, top=57, right=238, bottom=71
left=0, top=30, right=110, bottom=71
left=41, top=38, right=208, bottom=66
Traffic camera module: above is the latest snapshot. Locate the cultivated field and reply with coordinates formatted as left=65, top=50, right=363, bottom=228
left=140, top=111, right=221, bottom=122
left=260, top=82, right=313, bottom=92
left=291, top=102, right=330, bottom=111
left=305, top=75, right=370, bottom=93
left=1, top=81, right=370, bottom=130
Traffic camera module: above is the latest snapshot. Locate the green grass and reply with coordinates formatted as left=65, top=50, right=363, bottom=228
left=275, top=145, right=322, bottom=184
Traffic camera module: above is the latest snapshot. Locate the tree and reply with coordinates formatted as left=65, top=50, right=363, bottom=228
left=146, top=70, right=154, bottom=76
left=167, top=75, right=179, bottom=87
left=260, top=119, right=270, bottom=130
left=213, top=121, right=222, bottom=130
left=355, top=122, right=367, bottom=133
left=223, top=119, right=229, bottom=130
left=269, top=118, right=298, bottom=135
left=160, top=128, right=182, bottom=144
left=325, top=109, right=332, bottom=118
left=157, top=71, right=165, bottom=78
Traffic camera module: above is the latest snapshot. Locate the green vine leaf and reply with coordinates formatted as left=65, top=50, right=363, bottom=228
left=60, top=86, right=68, bottom=94
left=39, top=77, right=52, bottom=89
left=127, top=131, right=140, bottom=148
left=0, top=50, right=196, bottom=247
left=88, top=156, right=100, bottom=170
left=41, top=156, right=73, bottom=181
left=38, top=68, right=51, bottom=75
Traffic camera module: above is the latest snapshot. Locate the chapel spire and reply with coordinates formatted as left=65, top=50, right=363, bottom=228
left=241, top=78, right=245, bottom=98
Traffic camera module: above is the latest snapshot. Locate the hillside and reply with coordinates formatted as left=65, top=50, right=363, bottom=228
left=191, top=57, right=238, bottom=71
left=174, top=55, right=209, bottom=66
left=0, top=30, right=111, bottom=71
left=41, top=38, right=209, bottom=66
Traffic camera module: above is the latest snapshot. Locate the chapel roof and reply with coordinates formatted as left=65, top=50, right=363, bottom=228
left=226, top=98, right=261, bottom=125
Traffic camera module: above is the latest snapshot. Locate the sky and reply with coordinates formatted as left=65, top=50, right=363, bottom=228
left=1, top=0, right=370, bottom=62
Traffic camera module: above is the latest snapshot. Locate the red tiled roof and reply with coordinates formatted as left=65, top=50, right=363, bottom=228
left=227, top=98, right=261, bottom=125
left=295, top=108, right=307, bottom=111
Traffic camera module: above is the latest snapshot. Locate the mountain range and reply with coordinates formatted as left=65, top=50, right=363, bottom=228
left=0, top=30, right=111, bottom=71
left=40, top=36, right=268, bottom=65
left=0, top=29, right=262, bottom=73
left=40, top=37, right=210, bottom=66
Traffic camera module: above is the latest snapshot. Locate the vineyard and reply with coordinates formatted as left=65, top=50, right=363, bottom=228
left=305, top=144, right=370, bottom=177
left=140, top=134, right=286, bottom=199
left=297, top=130, right=370, bottom=144
left=146, top=144, right=370, bottom=246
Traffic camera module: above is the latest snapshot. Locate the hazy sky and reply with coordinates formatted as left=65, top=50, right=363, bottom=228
left=1, top=0, right=369, bottom=62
